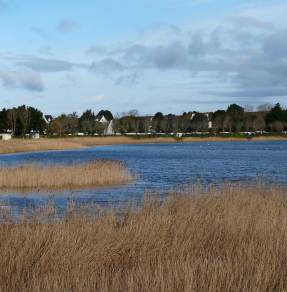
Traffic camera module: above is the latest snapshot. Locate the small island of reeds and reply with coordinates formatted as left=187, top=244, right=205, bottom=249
left=0, top=160, right=133, bottom=191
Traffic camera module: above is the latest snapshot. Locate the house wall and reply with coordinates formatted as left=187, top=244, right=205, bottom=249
left=0, top=134, right=12, bottom=141
left=104, top=121, right=114, bottom=135
left=30, top=133, right=40, bottom=139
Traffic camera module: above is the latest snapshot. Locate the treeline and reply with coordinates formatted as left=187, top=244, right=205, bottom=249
left=0, top=105, right=45, bottom=136
left=0, top=106, right=114, bottom=136
left=114, top=103, right=287, bottom=134
left=47, top=110, right=113, bottom=135
left=0, top=103, right=287, bottom=136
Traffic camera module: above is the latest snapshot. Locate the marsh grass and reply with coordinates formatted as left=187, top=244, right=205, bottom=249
left=0, top=183, right=287, bottom=291
left=0, top=160, right=133, bottom=191
left=1, top=135, right=286, bottom=154
left=0, top=137, right=177, bottom=154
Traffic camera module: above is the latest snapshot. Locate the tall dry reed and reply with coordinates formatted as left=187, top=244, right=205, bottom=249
left=0, top=137, right=177, bottom=154
left=0, top=183, right=287, bottom=291
left=0, top=160, right=133, bottom=190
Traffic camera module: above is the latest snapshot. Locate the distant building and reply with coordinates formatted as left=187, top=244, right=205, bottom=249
left=30, top=132, right=40, bottom=139
left=97, top=115, right=109, bottom=124
left=44, top=115, right=53, bottom=124
left=0, top=133, right=12, bottom=141
left=105, top=120, right=114, bottom=135
left=96, top=115, right=114, bottom=135
left=190, top=112, right=213, bottom=130
left=190, top=113, right=196, bottom=120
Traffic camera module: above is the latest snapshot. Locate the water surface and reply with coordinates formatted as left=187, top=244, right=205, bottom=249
left=0, top=141, right=286, bottom=212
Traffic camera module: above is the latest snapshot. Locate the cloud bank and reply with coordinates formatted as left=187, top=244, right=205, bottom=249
left=0, top=70, right=44, bottom=92
left=87, top=16, right=287, bottom=99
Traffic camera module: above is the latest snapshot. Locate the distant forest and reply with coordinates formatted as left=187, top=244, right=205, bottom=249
left=0, top=103, right=287, bottom=136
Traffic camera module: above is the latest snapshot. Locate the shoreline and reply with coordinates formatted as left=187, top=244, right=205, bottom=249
left=0, top=135, right=286, bottom=155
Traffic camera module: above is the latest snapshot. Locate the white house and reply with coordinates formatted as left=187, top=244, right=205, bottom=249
left=208, top=121, right=213, bottom=129
left=30, top=133, right=40, bottom=139
left=44, top=115, right=53, bottom=124
left=190, top=113, right=196, bottom=120
left=205, top=113, right=213, bottom=129
left=96, top=115, right=114, bottom=135
left=0, top=133, right=12, bottom=141
left=105, top=120, right=114, bottom=135
left=97, top=115, right=108, bottom=124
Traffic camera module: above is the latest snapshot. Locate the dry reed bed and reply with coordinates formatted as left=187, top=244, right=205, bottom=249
left=1, top=136, right=286, bottom=154
left=1, top=184, right=287, bottom=291
left=0, top=137, right=177, bottom=154
left=0, top=161, right=133, bottom=190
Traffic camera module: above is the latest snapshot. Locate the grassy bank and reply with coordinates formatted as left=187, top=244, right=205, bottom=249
left=0, top=135, right=287, bottom=154
left=0, top=161, right=133, bottom=191
left=1, top=184, right=287, bottom=291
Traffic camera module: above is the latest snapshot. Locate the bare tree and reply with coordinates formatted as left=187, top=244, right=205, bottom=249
left=120, top=109, right=139, bottom=118
left=257, top=103, right=273, bottom=112
left=223, top=115, right=232, bottom=132
left=67, top=113, right=79, bottom=134
left=244, top=105, right=254, bottom=112
left=253, top=114, right=266, bottom=131
left=244, top=113, right=256, bottom=131
left=270, top=121, right=284, bottom=132
left=212, top=111, right=226, bottom=132
left=18, top=106, right=30, bottom=136
left=7, top=108, right=17, bottom=135
left=81, top=120, right=94, bottom=134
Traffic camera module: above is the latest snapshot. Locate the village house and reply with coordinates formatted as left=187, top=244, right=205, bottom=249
left=206, top=113, right=213, bottom=129
left=0, top=133, right=12, bottom=141
left=44, top=115, right=53, bottom=124
left=96, top=114, right=114, bottom=135
left=29, top=132, right=40, bottom=139
left=190, top=112, right=213, bottom=130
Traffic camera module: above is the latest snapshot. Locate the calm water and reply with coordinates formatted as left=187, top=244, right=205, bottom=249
left=0, top=141, right=287, bottom=212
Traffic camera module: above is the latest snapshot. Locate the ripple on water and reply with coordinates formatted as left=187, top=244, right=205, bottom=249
left=0, top=141, right=287, bottom=213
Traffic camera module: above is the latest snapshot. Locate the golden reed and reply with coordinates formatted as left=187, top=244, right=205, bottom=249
left=0, top=161, right=133, bottom=190
left=0, top=183, right=287, bottom=291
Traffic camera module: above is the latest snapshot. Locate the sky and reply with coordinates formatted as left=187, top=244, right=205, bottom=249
left=0, top=0, right=286, bottom=115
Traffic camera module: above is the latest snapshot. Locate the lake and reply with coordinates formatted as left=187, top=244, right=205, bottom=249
left=0, top=141, right=287, bottom=212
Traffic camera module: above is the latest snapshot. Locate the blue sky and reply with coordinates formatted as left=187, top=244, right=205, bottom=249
left=0, top=0, right=286, bottom=115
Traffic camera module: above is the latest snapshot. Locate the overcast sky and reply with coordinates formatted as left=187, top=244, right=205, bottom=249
left=0, top=0, right=286, bottom=115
